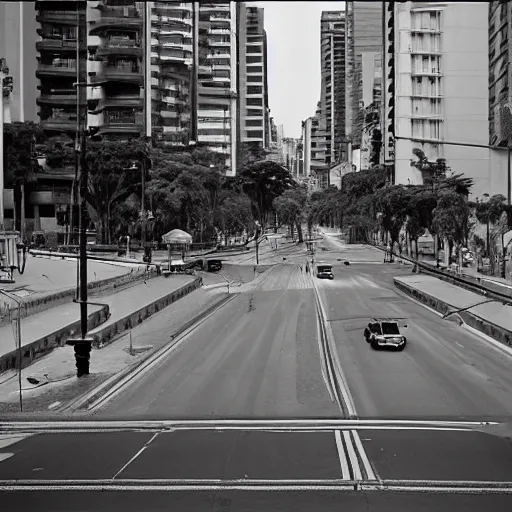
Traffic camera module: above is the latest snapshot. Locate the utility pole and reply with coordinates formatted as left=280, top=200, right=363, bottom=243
left=67, top=4, right=92, bottom=377
left=0, top=58, right=6, bottom=230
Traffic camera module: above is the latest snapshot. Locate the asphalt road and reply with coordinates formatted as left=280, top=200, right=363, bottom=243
left=2, top=238, right=512, bottom=508
left=316, top=260, right=512, bottom=422
left=2, top=489, right=512, bottom=512
left=99, top=263, right=341, bottom=419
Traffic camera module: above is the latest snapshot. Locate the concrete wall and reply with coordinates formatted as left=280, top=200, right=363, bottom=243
left=0, top=1, right=38, bottom=123
left=443, top=2, right=489, bottom=199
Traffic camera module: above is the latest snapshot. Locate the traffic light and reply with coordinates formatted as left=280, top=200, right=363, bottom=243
left=2, top=75, right=13, bottom=97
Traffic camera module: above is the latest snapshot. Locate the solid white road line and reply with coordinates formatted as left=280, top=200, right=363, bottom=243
left=343, top=430, right=362, bottom=481
left=86, top=294, right=239, bottom=412
left=112, top=432, right=159, bottom=480
left=0, top=454, right=14, bottom=463
left=334, top=430, right=350, bottom=480
left=312, top=278, right=358, bottom=417
left=351, top=430, right=376, bottom=481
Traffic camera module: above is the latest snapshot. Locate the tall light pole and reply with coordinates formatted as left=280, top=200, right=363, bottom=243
left=0, top=58, right=7, bottom=230
left=66, top=3, right=92, bottom=378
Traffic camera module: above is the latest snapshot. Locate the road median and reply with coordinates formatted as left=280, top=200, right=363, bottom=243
left=394, top=275, right=512, bottom=349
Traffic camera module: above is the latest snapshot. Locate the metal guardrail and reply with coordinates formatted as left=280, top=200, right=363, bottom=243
left=372, top=244, right=512, bottom=305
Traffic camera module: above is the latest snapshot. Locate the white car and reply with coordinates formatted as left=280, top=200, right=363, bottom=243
left=364, top=319, right=407, bottom=351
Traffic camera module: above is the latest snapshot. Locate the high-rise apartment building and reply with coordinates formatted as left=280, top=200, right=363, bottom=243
left=35, top=0, right=145, bottom=138
left=196, top=2, right=237, bottom=175
left=489, top=1, right=512, bottom=148
left=237, top=4, right=270, bottom=152
left=394, top=1, right=493, bottom=198
left=320, top=11, right=346, bottom=165
left=0, top=1, right=38, bottom=123
left=345, top=1, right=382, bottom=166
left=149, top=1, right=194, bottom=147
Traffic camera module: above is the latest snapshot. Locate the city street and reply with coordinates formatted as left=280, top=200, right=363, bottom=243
left=2, top=241, right=512, bottom=508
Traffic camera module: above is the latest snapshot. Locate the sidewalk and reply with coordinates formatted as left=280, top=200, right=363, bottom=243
left=0, top=285, right=230, bottom=413
left=0, top=256, right=151, bottom=327
left=0, top=274, right=197, bottom=374
left=394, top=274, right=512, bottom=348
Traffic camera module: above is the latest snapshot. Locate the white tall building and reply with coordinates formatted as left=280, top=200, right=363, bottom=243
left=394, top=1, right=492, bottom=198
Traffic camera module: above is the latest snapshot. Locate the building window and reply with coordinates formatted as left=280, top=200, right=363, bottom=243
left=245, top=119, right=262, bottom=127
left=246, top=109, right=262, bottom=116
left=247, top=75, right=262, bottom=82
left=246, top=98, right=263, bottom=106
left=246, top=56, right=262, bottom=64
left=198, top=128, right=229, bottom=136
left=246, top=65, right=263, bottom=74
left=246, top=130, right=263, bottom=139
left=247, top=85, right=262, bottom=95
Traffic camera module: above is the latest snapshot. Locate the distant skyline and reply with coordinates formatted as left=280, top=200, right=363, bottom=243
left=249, top=1, right=345, bottom=138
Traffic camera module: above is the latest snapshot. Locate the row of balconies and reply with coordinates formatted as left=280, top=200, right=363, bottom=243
left=36, top=61, right=143, bottom=85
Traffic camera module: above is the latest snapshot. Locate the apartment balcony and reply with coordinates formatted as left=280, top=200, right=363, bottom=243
left=36, top=10, right=79, bottom=25
left=209, top=28, right=231, bottom=35
left=152, top=13, right=192, bottom=25
left=41, top=116, right=77, bottom=132
left=411, top=70, right=443, bottom=77
left=90, top=65, right=143, bottom=85
left=88, top=95, right=143, bottom=114
left=89, top=7, right=142, bottom=34
left=36, top=38, right=77, bottom=53
left=97, top=112, right=144, bottom=137
left=96, top=40, right=142, bottom=60
left=37, top=94, right=78, bottom=107
left=411, top=27, right=441, bottom=34
left=36, top=63, right=77, bottom=79
left=410, top=48, right=441, bottom=56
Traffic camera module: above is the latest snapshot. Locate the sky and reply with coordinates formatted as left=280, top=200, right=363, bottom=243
left=249, top=1, right=345, bottom=139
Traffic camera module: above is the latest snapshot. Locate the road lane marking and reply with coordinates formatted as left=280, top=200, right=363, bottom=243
left=342, top=430, right=362, bottom=481
left=112, top=432, right=159, bottom=480
left=311, top=276, right=357, bottom=417
left=351, top=430, right=376, bottom=481
left=334, top=430, right=350, bottom=480
left=85, top=293, right=240, bottom=412
left=0, top=453, right=14, bottom=463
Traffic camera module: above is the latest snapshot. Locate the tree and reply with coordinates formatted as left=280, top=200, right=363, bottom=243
left=237, top=142, right=267, bottom=169
left=84, top=139, right=146, bottom=244
left=3, top=122, right=46, bottom=237
left=273, top=186, right=308, bottom=242
left=216, top=191, right=253, bottom=245
left=237, top=161, right=295, bottom=227
left=433, top=192, right=471, bottom=267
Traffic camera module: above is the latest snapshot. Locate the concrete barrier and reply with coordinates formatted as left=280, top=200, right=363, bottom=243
left=369, top=243, right=512, bottom=302
left=394, top=278, right=512, bottom=349
left=0, top=304, right=110, bottom=374
left=0, top=266, right=159, bottom=328
left=88, top=276, right=204, bottom=348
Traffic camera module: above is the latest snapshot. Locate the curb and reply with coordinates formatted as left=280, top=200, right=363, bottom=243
left=0, top=304, right=110, bottom=374
left=86, top=277, right=203, bottom=348
left=394, top=278, right=512, bottom=349
left=62, top=292, right=234, bottom=413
